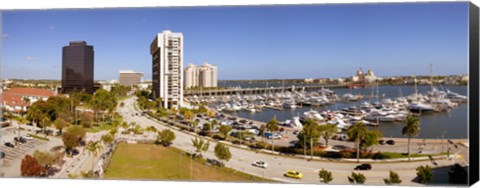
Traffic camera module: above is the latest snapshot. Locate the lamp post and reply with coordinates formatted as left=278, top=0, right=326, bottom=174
left=441, top=130, right=447, bottom=153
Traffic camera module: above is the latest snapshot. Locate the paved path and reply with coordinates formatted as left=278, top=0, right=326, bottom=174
left=117, top=97, right=463, bottom=185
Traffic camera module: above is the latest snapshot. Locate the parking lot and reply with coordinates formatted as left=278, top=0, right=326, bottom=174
left=1, top=123, right=64, bottom=177
left=1, top=138, right=48, bottom=168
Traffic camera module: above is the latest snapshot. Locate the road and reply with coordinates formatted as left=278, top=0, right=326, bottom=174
left=118, top=97, right=462, bottom=185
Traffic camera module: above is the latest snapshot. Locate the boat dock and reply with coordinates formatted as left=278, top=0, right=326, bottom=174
left=184, top=84, right=347, bottom=96
left=264, top=105, right=284, bottom=111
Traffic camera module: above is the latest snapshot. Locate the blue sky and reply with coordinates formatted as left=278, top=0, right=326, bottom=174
left=1, top=2, right=469, bottom=80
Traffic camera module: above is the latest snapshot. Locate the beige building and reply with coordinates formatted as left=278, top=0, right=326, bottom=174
left=352, top=68, right=376, bottom=83
left=150, top=30, right=183, bottom=109
left=118, top=70, right=144, bottom=86
left=184, top=62, right=217, bottom=89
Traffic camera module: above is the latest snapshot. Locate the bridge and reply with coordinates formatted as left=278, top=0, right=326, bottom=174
left=184, top=84, right=348, bottom=96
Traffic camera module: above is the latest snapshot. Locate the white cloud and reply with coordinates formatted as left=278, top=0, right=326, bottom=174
left=49, top=26, right=55, bottom=30
left=2, top=33, right=8, bottom=38
left=25, top=56, right=36, bottom=61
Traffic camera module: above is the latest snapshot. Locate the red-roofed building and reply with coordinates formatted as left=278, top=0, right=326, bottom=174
left=1, top=87, right=56, bottom=113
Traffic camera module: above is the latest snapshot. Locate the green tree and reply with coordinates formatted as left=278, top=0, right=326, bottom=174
left=80, top=112, right=94, bottom=128
left=318, top=124, right=337, bottom=147
left=319, top=168, right=333, bottom=183
left=183, top=109, right=194, bottom=122
left=259, top=124, right=266, bottom=143
left=361, top=130, right=382, bottom=150
left=348, top=172, right=366, bottom=184
left=214, top=143, right=232, bottom=164
left=416, top=165, right=433, bottom=184
left=298, top=118, right=320, bottom=159
left=202, top=123, right=212, bottom=135
left=145, top=126, right=158, bottom=138
left=265, top=117, right=279, bottom=153
left=402, top=115, right=420, bottom=161
left=84, top=141, right=102, bottom=173
left=101, top=134, right=114, bottom=146
left=62, top=126, right=86, bottom=154
left=33, top=150, right=56, bottom=174
left=191, top=137, right=210, bottom=158
left=39, top=115, right=52, bottom=134
left=347, top=122, right=368, bottom=162
left=157, top=129, right=176, bottom=146
left=53, top=118, right=69, bottom=134
left=384, top=171, right=402, bottom=185
left=219, top=125, right=232, bottom=139
left=206, top=110, right=216, bottom=118
left=26, top=103, right=44, bottom=127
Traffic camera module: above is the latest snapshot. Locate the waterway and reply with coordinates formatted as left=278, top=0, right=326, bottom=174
left=221, top=84, right=468, bottom=139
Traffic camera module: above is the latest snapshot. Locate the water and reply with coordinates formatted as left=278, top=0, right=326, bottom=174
left=222, top=85, right=468, bottom=139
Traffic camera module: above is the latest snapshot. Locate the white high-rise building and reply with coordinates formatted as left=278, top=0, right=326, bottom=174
left=150, top=30, right=183, bottom=109
left=184, top=62, right=217, bottom=88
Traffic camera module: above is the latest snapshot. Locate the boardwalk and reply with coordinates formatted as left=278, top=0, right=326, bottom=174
left=184, top=84, right=347, bottom=96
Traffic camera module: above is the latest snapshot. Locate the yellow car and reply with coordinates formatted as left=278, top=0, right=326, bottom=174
left=284, top=170, right=303, bottom=179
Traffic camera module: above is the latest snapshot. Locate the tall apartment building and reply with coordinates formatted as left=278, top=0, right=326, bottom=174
left=61, top=41, right=95, bottom=94
left=184, top=62, right=218, bottom=89
left=118, top=70, right=144, bottom=86
left=184, top=64, right=198, bottom=89
left=150, top=30, right=183, bottom=109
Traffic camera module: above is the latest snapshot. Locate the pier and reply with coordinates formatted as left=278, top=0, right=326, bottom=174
left=184, top=84, right=347, bottom=96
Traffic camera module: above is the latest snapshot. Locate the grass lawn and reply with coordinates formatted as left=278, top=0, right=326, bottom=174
left=104, top=143, right=275, bottom=182
left=380, top=152, right=447, bottom=159
left=86, top=123, right=114, bottom=133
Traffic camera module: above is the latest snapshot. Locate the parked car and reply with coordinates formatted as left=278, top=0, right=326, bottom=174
left=14, top=137, right=27, bottom=143
left=378, top=140, right=385, bottom=145
left=252, top=160, right=268, bottom=168
left=207, top=158, right=224, bottom=167
left=293, top=130, right=300, bottom=135
left=386, top=140, right=396, bottom=145
left=354, top=163, right=372, bottom=170
left=0, top=151, right=5, bottom=158
left=284, top=170, right=303, bottom=179
left=4, top=142, right=14, bottom=148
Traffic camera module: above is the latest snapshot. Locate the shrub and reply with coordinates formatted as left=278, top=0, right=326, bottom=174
left=27, top=134, right=50, bottom=141
left=348, top=172, right=366, bottom=184
left=416, top=165, right=432, bottom=184
left=384, top=171, right=402, bottom=185
left=319, top=168, right=333, bottom=183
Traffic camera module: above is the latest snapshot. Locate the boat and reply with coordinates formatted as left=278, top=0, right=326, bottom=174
left=301, top=109, right=324, bottom=122
left=407, top=102, right=434, bottom=113
left=282, top=100, right=297, bottom=109
left=289, top=116, right=303, bottom=129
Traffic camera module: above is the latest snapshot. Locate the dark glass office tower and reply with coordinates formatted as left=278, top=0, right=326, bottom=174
left=61, top=41, right=94, bottom=94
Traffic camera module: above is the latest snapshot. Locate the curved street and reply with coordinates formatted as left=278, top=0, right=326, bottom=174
left=117, top=97, right=462, bottom=185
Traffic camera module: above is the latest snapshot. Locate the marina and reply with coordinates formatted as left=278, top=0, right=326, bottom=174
left=186, top=85, right=468, bottom=139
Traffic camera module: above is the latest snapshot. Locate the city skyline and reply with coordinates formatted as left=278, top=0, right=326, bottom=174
left=2, top=2, right=469, bottom=80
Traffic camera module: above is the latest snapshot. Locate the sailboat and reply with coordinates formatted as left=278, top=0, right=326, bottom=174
left=407, top=74, right=434, bottom=113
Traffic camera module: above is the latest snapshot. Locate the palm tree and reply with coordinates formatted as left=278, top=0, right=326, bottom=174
left=302, top=118, right=319, bottom=159
left=40, top=115, right=51, bottom=135
left=402, top=115, right=420, bottom=161
left=259, top=124, right=266, bottom=143
left=319, top=124, right=337, bottom=147
left=191, top=136, right=210, bottom=158
left=211, top=119, right=218, bottom=134
left=206, top=110, right=215, bottom=118
left=266, top=117, right=279, bottom=153
left=84, top=141, right=102, bottom=173
left=26, top=105, right=43, bottom=128
left=146, top=126, right=158, bottom=138
left=347, top=121, right=368, bottom=163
